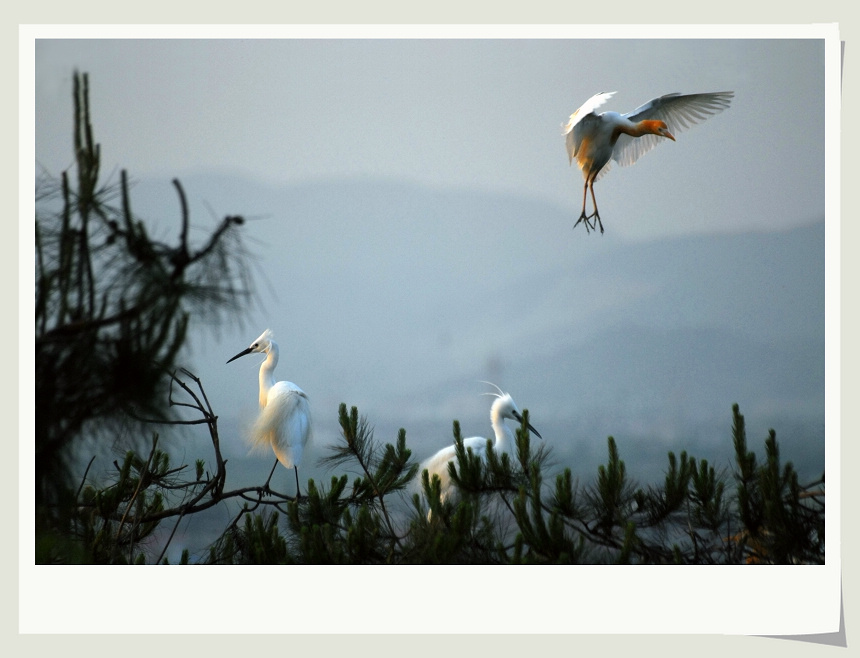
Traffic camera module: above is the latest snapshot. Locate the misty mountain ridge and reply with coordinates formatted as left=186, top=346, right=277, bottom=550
left=126, top=173, right=824, bottom=485
left=118, top=173, right=826, bottom=560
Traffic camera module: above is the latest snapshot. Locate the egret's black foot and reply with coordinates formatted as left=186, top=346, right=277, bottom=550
left=573, top=212, right=595, bottom=234
left=261, top=476, right=276, bottom=495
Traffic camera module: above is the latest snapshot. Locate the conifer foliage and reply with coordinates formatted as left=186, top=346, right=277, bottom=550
left=206, top=399, right=824, bottom=565
left=35, top=72, right=251, bottom=561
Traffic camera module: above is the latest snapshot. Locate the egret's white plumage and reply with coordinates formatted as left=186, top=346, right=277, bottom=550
left=420, top=386, right=541, bottom=505
left=563, top=90, right=734, bottom=233
left=227, top=329, right=312, bottom=494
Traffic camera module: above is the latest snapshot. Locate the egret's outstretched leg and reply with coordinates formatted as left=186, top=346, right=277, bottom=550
left=588, top=181, right=604, bottom=234
left=293, top=466, right=302, bottom=499
left=263, top=457, right=279, bottom=491
left=262, top=460, right=302, bottom=499
left=573, top=182, right=594, bottom=233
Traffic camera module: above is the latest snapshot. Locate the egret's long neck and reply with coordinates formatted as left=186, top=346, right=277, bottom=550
left=491, top=408, right=516, bottom=454
left=618, top=119, right=663, bottom=138
left=258, top=343, right=279, bottom=408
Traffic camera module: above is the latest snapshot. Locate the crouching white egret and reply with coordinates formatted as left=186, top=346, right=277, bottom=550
left=227, top=329, right=311, bottom=497
left=420, top=384, right=541, bottom=508
left=563, top=90, right=734, bottom=234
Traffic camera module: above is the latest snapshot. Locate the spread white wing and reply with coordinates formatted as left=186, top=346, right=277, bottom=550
left=613, top=91, right=734, bottom=168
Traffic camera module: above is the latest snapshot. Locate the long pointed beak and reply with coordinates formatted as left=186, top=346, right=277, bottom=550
left=665, top=130, right=676, bottom=141
left=226, top=347, right=253, bottom=364
left=527, top=422, right=543, bottom=440
left=513, top=412, right=543, bottom=439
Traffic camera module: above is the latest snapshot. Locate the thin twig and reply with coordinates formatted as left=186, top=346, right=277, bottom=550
left=156, top=511, right=186, bottom=565
left=115, top=433, right=160, bottom=560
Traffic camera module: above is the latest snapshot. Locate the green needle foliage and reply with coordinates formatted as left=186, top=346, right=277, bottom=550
left=728, top=405, right=825, bottom=564
left=35, top=71, right=252, bottom=563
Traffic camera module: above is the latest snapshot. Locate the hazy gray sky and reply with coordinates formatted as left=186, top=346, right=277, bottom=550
left=34, top=31, right=830, bottom=426
left=35, top=34, right=825, bottom=240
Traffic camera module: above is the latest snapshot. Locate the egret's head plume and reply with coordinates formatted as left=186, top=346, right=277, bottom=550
left=479, top=381, right=506, bottom=399
left=248, top=328, right=274, bottom=354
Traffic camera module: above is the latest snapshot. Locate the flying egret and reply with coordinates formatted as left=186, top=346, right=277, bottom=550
left=563, top=90, right=734, bottom=234
left=226, top=329, right=311, bottom=497
left=420, top=384, right=542, bottom=507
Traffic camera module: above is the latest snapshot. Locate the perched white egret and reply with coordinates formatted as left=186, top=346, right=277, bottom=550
left=420, top=385, right=541, bottom=506
left=227, top=329, right=311, bottom=496
left=563, top=90, right=734, bottom=234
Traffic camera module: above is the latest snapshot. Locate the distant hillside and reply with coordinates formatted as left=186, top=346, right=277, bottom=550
left=123, top=173, right=826, bottom=561
left=128, top=173, right=825, bottom=484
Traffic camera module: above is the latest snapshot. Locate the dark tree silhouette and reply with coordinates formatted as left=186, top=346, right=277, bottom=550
left=35, top=71, right=252, bottom=561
